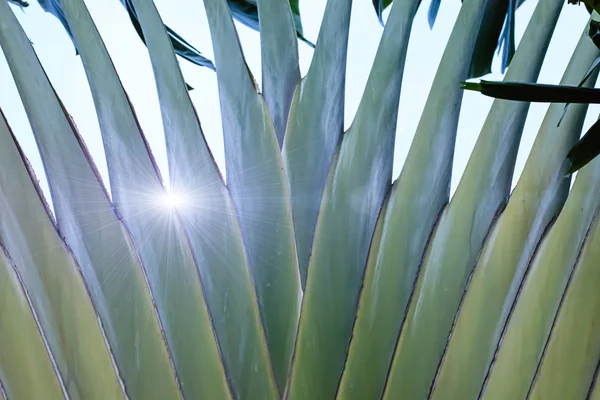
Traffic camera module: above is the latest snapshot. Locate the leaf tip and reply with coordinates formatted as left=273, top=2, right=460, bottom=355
left=299, top=35, right=316, bottom=48
left=460, top=81, right=482, bottom=92
left=427, top=17, right=435, bottom=29
left=8, top=0, right=29, bottom=7
left=565, top=154, right=579, bottom=174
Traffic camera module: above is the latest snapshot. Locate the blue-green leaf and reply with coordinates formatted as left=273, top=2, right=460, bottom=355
left=229, top=0, right=314, bottom=47
left=282, top=0, right=353, bottom=288
left=258, top=0, right=301, bottom=146
left=373, top=0, right=526, bottom=77
left=287, top=0, right=420, bottom=396
left=200, top=0, right=300, bottom=392
left=567, top=117, right=600, bottom=173
left=25, top=0, right=215, bottom=69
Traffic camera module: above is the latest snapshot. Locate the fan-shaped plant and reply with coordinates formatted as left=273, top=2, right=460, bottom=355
left=0, top=0, right=599, bottom=399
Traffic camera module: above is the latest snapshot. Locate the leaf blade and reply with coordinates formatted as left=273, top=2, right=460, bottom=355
left=199, top=0, right=300, bottom=391
left=0, top=1, right=198, bottom=397
left=528, top=209, right=600, bottom=400
left=257, top=0, right=301, bottom=146
left=287, top=0, right=420, bottom=397
left=130, top=0, right=296, bottom=395
left=591, top=373, right=600, bottom=400
left=431, top=20, right=599, bottom=400
left=345, top=1, right=565, bottom=399
left=0, top=109, right=124, bottom=400
left=481, top=151, right=600, bottom=400
left=0, top=245, right=65, bottom=400
left=379, top=0, right=508, bottom=396
left=57, top=0, right=235, bottom=397
left=282, top=0, right=353, bottom=288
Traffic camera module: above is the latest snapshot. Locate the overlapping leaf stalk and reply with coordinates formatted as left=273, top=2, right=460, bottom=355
left=1, top=0, right=600, bottom=398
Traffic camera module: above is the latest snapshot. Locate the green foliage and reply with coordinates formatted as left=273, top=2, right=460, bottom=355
left=373, top=0, right=524, bottom=77
left=1, top=0, right=600, bottom=399
left=20, top=0, right=312, bottom=70
left=464, top=8, right=600, bottom=173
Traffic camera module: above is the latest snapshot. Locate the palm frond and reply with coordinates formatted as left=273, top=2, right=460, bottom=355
left=1, top=0, right=599, bottom=399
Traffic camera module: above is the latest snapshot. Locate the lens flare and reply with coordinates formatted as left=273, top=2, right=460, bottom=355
left=159, top=191, right=187, bottom=210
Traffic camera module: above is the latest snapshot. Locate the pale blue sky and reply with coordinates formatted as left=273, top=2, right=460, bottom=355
left=0, top=0, right=595, bottom=209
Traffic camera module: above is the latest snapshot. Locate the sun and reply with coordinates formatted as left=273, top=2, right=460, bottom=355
left=159, top=190, right=187, bottom=210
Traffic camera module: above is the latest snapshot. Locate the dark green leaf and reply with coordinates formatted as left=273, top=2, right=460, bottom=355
left=289, top=0, right=306, bottom=38
left=7, top=0, right=29, bottom=7
left=376, top=0, right=523, bottom=77
left=428, top=0, right=441, bottom=28
left=467, top=0, right=510, bottom=78
left=467, top=0, right=526, bottom=77
left=567, top=118, right=600, bottom=173
left=38, top=0, right=75, bottom=46
left=31, top=0, right=215, bottom=69
left=228, top=0, right=314, bottom=47
left=33, top=0, right=312, bottom=66
left=462, top=80, right=600, bottom=103
left=568, top=0, right=599, bottom=15
left=588, top=19, right=600, bottom=50
left=484, top=0, right=524, bottom=76
left=558, top=56, right=600, bottom=125
left=372, top=0, right=393, bottom=25
left=121, top=0, right=215, bottom=69
left=577, top=56, right=600, bottom=87
left=499, top=0, right=516, bottom=73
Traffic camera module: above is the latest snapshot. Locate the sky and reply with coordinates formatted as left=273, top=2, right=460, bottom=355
left=0, top=0, right=596, bottom=209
